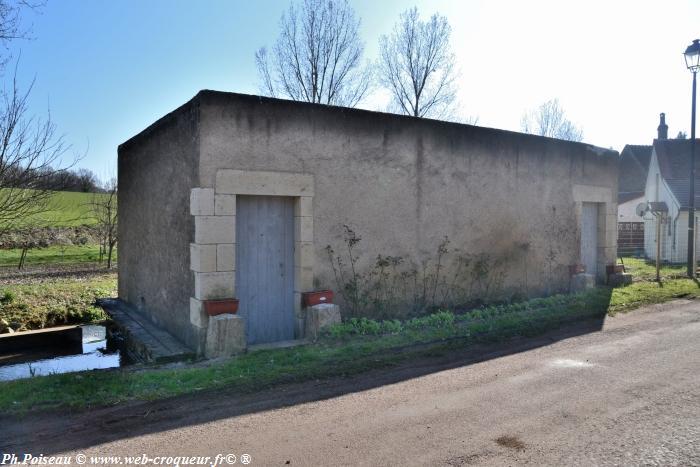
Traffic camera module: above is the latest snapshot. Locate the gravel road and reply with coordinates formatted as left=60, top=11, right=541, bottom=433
left=3, top=300, right=699, bottom=466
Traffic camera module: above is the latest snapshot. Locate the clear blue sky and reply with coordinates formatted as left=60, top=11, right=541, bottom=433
left=7, top=0, right=700, bottom=180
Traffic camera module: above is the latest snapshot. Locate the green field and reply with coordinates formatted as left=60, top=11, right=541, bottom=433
left=1, top=190, right=107, bottom=228
left=29, top=191, right=107, bottom=227
left=0, top=244, right=115, bottom=267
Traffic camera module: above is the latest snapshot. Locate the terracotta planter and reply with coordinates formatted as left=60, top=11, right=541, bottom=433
left=606, top=264, right=625, bottom=275
left=569, top=264, right=586, bottom=275
left=302, top=290, right=334, bottom=307
left=204, top=299, right=239, bottom=316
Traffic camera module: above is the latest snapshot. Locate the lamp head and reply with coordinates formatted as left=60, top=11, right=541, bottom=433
left=685, top=39, right=700, bottom=72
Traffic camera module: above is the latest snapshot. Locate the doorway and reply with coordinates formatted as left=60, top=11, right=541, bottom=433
left=235, top=196, right=295, bottom=344
left=581, top=202, right=599, bottom=278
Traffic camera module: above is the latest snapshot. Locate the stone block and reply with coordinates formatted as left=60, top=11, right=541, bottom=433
left=216, top=169, right=314, bottom=196
left=192, top=323, right=208, bottom=356
left=603, top=227, right=617, bottom=249
left=294, top=241, right=314, bottom=270
left=571, top=273, right=595, bottom=293
left=293, top=291, right=303, bottom=317
left=189, top=297, right=208, bottom=327
left=217, top=244, right=236, bottom=271
left=605, top=213, right=618, bottom=229
left=190, top=243, right=217, bottom=272
left=215, top=194, right=236, bottom=216
left=608, top=272, right=633, bottom=287
left=195, top=215, right=236, bottom=244
left=294, top=196, right=313, bottom=217
left=304, top=303, right=341, bottom=340
left=194, top=271, right=235, bottom=300
left=190, top=188, right=214, bottom=216
left=294, top=316, right=304, bottom=339
left=205, top=314, right=246, bottom=358
left=601, top=246, right=617, bottom=263
left=295, top=266, right=314, bottom=291
left=294, top=216, right=313, bottom=242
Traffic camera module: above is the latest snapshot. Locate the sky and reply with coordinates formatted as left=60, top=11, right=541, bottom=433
left=6, top=0, right=700, bottom=180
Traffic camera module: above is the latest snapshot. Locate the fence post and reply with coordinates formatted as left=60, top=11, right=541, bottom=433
left=656, top=214, right=661, bottom=282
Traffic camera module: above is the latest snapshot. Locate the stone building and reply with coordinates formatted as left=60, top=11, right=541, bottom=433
left=118, top=91, right=618, bottom=356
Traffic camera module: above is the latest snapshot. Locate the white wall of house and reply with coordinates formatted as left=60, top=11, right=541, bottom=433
left=618, top=195, right=644, bottom=222
left=642, top=149, right=696, bottom=263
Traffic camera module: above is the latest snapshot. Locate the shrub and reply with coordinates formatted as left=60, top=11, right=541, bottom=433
left=1, top=290, right=16, bottom=304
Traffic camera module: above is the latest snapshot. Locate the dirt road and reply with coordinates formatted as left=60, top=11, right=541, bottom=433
left=3, top=300, right=700, bottom=466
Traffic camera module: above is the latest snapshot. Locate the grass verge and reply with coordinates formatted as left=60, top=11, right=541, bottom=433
left=619, top=256, right=687, bottom=282
left=0, top=260, right=698, bottom=414
left=0, top=274, right=116, bottom=331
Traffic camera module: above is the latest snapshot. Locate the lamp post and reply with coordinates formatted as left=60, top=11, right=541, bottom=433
left=685, top=39, right=700, bottom=277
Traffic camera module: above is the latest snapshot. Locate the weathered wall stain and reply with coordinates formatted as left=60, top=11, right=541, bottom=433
left=119, top=91, right=618, bottom=346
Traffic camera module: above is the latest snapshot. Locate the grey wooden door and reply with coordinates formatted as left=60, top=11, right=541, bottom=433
left=581, top=203, right=598, bottom=278
left=236, top=196, right=295, bottom=345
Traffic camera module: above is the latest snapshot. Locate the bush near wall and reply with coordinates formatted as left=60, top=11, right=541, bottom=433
left=325, top=225, right=569, bottom=321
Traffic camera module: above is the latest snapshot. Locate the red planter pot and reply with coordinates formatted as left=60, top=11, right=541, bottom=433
left=302, top=290, right=334, bottom=307
left=204, top=299, right=239, bottom=316
left=569, top=264, right=586, bottom=275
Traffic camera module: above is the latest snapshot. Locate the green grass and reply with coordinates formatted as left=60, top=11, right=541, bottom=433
left=1, top=257, right=699, bottom=414
left=607, top=278, right=700, bottom=314
left=0, top=274, right=116, bottom=331
left=0, top=296, right=609, bottom=413
left=620, top=257, right=687, bottom=282
left=0, top=244, right=116, bottom=267
left=1, top=190, right=107, bottom=228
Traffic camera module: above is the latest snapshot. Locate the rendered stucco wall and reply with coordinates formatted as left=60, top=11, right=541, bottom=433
left=118, top=100, right=200, bottom=349
left=196, top=92, right=618, bottom=304
left=119, top=91, right=618, bottom=350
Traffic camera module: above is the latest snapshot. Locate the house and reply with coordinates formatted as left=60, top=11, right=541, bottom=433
left=616, top=115, right=662, bottom=256
left=118, top=91, right=618, bottom=357
left=643, top=133, right=700, bottom=263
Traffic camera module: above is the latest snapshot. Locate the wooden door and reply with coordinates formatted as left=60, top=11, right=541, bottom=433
left=581, top=203, right=599, bottom=278
left=236, top=196, right=295, bottom=345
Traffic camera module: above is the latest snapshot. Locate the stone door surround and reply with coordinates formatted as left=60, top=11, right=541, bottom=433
left=189, top=170, right=315, bottom=337
left=572, top=184, right=616, bottom=283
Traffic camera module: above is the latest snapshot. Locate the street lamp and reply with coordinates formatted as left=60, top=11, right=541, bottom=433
left=685, top=39, right=699, bottom=277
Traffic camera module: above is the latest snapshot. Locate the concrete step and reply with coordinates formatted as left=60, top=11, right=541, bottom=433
left=97, top=298, right=195, bottom=363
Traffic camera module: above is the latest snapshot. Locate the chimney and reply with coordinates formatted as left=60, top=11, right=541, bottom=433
left=657, top=112, right=668, bottom=139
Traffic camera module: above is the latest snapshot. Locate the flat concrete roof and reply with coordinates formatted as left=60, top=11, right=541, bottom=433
left=119, top=90, right=619, bottom=160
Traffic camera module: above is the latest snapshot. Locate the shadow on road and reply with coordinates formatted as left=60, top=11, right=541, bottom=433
left=1, top=295, right=612, bottom=456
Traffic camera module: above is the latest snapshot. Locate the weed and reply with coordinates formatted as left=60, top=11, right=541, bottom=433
left=1, top=290, right=15, bottom=304
left=326, top=227, right=507, bottom=320
left=0, top=274, right=115, bottom=330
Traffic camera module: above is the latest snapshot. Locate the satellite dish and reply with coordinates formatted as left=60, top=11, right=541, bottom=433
left=636, top=202, right=649, bottom=218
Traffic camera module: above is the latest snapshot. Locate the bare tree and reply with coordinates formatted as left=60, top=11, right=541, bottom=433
left=0, top=1, right=75, bottom=232
left=0, top=70, right=72, bottom=231
left=378, top=7, right=458, bottom=119
left=520, top=98, right=584, bottom=142
left=255, top=0, right=372, bottom=107
left=0, top=1, right=45, bottom=69
left=90, top=178, right=117, bottom=269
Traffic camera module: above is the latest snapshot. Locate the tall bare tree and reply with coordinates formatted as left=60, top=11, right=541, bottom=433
left=378, top=7, right=458, bottom=118
left=255, top=0, right=372, bottom=107
left=520, top=98, right=584, bottom=142
left=0, top=69, right=71, bottom=231
left=90, top=178, right=117, bottom=269
left=0, top=1, right=45, bottom=68
left=0, top=1, right=74, bottom=232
